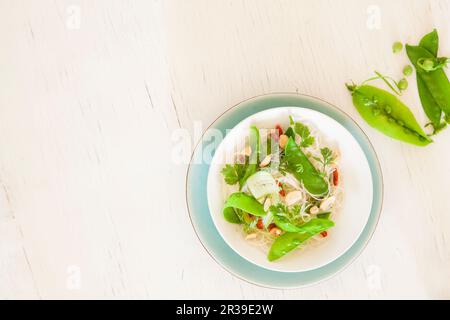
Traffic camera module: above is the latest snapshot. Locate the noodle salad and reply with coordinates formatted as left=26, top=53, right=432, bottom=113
left=220, top=116, right=342, bottom=261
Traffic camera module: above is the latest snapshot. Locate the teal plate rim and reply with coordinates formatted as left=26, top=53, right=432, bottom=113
left=185, top=93, right=383, bottom=289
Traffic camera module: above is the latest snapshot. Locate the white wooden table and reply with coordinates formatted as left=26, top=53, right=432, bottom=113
left=1, top=0, right=449, bottom=299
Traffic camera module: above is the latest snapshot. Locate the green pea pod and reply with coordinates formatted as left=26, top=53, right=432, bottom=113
left=239, top=126, right=260, bottom=189
left=223, top=192, right=265, bottom=224
left=284, top=138, right=329, bottom=196
left=407, top=30, right=447, bottom=132
left=273, top=215, right=304, bottom=232
left=406, top=44, right=450, bottom=121
left=419, top=29, right=438, bottom=56
left=417, top=30, right=442, bottom=128
left=223, top=208, right=242, bottom=224
left=268, top=218, right=334, bottom=261
left=417, top=75, right=444, bottom=131
left=347, top=84, right=432, bottom=146
left=273, top=213, right=331, bottom=231
left=249, top=125, right=261, bottom=160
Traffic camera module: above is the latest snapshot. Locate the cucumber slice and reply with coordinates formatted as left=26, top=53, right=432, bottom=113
left=246, top=171, right=279, bottom=199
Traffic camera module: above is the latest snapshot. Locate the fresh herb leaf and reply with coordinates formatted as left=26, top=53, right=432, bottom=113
left=314, top=147, right=335, bottom=172
left=320, top=147, right=334, bottom=166
left=269, top=203, right=305, bottom=229
left=294, top=122, right=315, bottom=148
left=221, top=164, right=239, bottom=185
left=289, top=115, right=295, bottom=126
left=269, top=203, right=287, bottom=216
left=221, top=163, right=248, bottom=185
left=234, top=163, right=247, bottom=179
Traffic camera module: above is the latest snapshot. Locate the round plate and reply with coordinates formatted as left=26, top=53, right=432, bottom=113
left=186, top=93, right=383, bottom=288
left=207, top=107, right=373, bottom=272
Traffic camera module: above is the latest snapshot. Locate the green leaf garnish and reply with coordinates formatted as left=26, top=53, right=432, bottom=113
left=294, top=122, right=315, bottom=148
left=320, top=147, right=333, bottom=165
left=221, top=163, right=247, bottom=185
left=314, top=147, right=335, bottom=172
left=269, top=203, right=304, bottom=229
left=289, top=115, right=295, bottom=126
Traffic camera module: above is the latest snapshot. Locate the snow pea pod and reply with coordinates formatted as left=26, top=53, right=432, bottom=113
left=284, top=137, right=329, bottom=196
left=347, top=84, right=432, bottom=146
left=406, top=30, right=447, bottom=131
left=272, top=215, right=304, bottom=233
left=268, top=218, right=334, bottom=261
left=417, top=75, right=444, bottom=131
left=417, top=30, right=442, bottom=128
left=223, top=192, right=266, bottom=224
left=406, top=44, right=450, bottom=121
left=419, top=29, right=439, bottom=56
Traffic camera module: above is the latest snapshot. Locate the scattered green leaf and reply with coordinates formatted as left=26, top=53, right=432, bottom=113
left=221, top=164, right=240, bottom=185
left=221, top=163, right=248, bottom=186
left=313, top=147, right=335, bottom=172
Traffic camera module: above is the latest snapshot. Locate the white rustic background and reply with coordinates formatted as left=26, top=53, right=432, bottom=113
left=0, top=0, right=449, bottom=299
